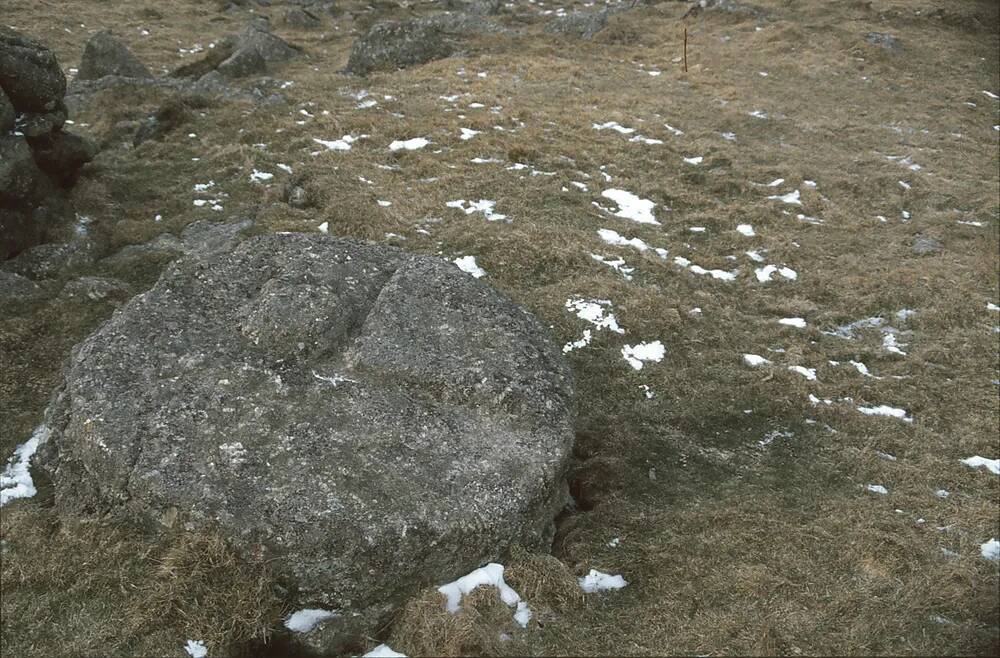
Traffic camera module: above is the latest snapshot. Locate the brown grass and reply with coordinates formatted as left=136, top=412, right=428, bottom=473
left=2, top=0, right=998, bottom=656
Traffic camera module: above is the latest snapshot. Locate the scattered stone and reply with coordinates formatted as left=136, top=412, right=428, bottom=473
left=37, top=233, right=574, bottom=653
left=345, top=14, right=502, bottom=76
left=1, top=239, right=97, bottom=279
left=175, top=21, right=300, bottom=81
left=865, top=32, right=902, bottom=53
left=0, top=27, right=67, bottom=113
left=76, top=30, right=153, bottom=81
left=0, top=270, right=44, bottom=306
left=546, top=9, right=610, bottom=39
left=912, top=235, right=942, bottom=255
left=286, top=185, right=310, bottom=208
left=283, top=8, right=322, bottom=29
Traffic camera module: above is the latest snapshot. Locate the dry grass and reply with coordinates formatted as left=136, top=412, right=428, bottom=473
left=1, top=0, right=998, bottom=656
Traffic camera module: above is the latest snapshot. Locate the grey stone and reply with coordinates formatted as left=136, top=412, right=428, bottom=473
left=912, top=235, right=942, bottom=255
left=60, top=275, right=131, bottom=302
left=20, top=108, right=67, bottom=139
left=76, top=30, right=153, bottom=81
left=345, top=14, right=502, bottom=76
left=25, top=130, right=97, bottom=185
left=865, top=32, right=902, bottom=53
left=286, top=185, right=309, bottom=208
left=546, top=9, right=610, bottom=39
left=0, top=133, right=44, bottom=205
left=37, top=233, right=574, bottom=651
left=0, top=86, right=13, bottom=133
left=283, top=8, right=322, bottom=29
left=211, top=22, right=300, bottom=79
left=0, top=27, right=68, bottom=113
left=0, top=270, right=43, bottom=304
left=684, top=0, right=769, bottom=20
left=2, top=239, right=97, bottom=279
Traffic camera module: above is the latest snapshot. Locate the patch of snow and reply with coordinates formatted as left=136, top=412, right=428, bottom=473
left=743, top=354, right=770, bottom=367
left=389, top=137, right=429, bottom=151
left=621, top=341, right=665, bottom=370
left=363, top=645, right=407, bottom=657
left=184, top=640, right=208, bottom=658
left=601, top=189, right=660, bottom=225
left=566, top=299, right=624, bottom=334
left=857, top=405, right=913, bottom=423
left=313, top=135, right=360, bottom=151
left=453, top=255, right=487, bottom=278
left=768, top=189, right=802, bottom=205
left=591, top=254, right=635, bottom=280
left=0, top=426, right=49, bottom=507
left=593, top=121, right=635, bottom=134
left=788, top=366, right=817, bottom=381
left=285, top=609, right=339, bottom=633
left=721, top=131, right=736, bottom=141
left=987, top=302, right=1000, bottom=312
left=664, top=124, right=684, bottom=136
left=683, top=156, right=703, bottom=165
left=276, top=163, right=293, bottom=174
left=866, top=484, right=889, bottom=495
left=960, top=456, right=1000, bottom=476
left=981, top=539, right=1000, bottom=561
left=459, top=128, right=481, bottom=140
left=736, top=224, right=755, bottom=236
left=446, top=199, right=507, bottom=222
left=935, top=489, right=950, bottom=499
left=318, top=222, right=329, bottom=234
left=578, top=569, right=628, bottom=593
left=778, top=317, right=807, bottom=328
left=249, top=170, right=273, bottom=183
left=437, top=563, right=532, bottom=628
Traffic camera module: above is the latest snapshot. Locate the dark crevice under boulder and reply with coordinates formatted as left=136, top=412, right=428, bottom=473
left=36, top=233, right=575, bottom=652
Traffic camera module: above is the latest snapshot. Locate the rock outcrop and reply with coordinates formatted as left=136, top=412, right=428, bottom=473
left=0, top=27, right=96, bottom=259
left=173, top=20, right=300, bottom=82
left=37, top=233, right=575, bottom=651
left=76, top=30, right=153, bottom=81
left=345, top=13, right=502, bottom=76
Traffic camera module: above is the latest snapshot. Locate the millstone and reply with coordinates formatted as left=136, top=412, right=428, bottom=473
left=37, top=232, right=574, bottom=645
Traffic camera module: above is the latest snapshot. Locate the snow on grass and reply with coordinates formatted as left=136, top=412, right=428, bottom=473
left=284, top=609, right=339, bottom=633
left=664, top=123, right=684, bottom=136
left=363, top=645, right=407, bottom=657
left=621, top=341, right=665, bottom=370
left=849, top=360, right=878, bottom=378
left=778, top=317, right=807, bottom=328
left=630, top=135, right=663, bottom=145
left=866, top=484, right=889, bottom=495
left=960, top=456, right=1000, bottom=476
left=459, top=128, right=480, bottom=140
left=987, top=302, right=1000, bottom=312
left=453, top=255, right=487, bottom=278
left=389, top=137, right=429, bottom=151
left=184, top=640, right=208, bottom=658
left=318, top=222, right=329, bottom=234
left=0, top=426, right=49, bottom=507
left=882, top=331, right=907, bottom=355
left=600, top=189, right=660, bottom=225
left=767, top=189, right=802, bottom=205
left=673, top=256, right=738, bottom=281
left=981, top=539, right=1000, bottom=561
left=593, top=121, right=635, bottom=134
left=437, top=563, right=532, bottom=628
left=743, top=354, right=771, bottom=367
left=276, top=163, right=292, bottom=174
left=683, top=156, right=703, bottom=165
left=857, top=405, right=913, bottom=423
left=566, top=299, right=625, bottom=333
left=578, top=569, right=628, bottom=593
left=736, top=224, right=755, bottom=236
left=788, top=366, right=817, bottom=381
left=597, top=229, right=667, bottom=258
left=313, top=135, right=363, bottom=151
left=591, top=254, right=635, bottom=280
left=446, top=199, right=508, bottom=222
left=755, top=264, right=797, bottom=282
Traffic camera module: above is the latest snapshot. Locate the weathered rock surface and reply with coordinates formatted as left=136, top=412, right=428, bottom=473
left=37, top=233, right=575, bottom=650
left=283, top=7, right=322, bottom=29
left=865, top=31, right=903, bottom=53
left=76, top=30, right=153, bottom=81
left=0, top=27, right=67, bottom=113
left=546, top=9, right=610, bottom=39
left=912, top=234, right=942, bottom=255
left=345, top=13, right=501, bottom=76
left=0, top=86, right=14, bottom=132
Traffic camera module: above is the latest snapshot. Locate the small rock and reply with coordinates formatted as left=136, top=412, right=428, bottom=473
left=76, top=30, right=153, bottom=81
left=286, top=185, right=309, bottom=208
left=866, top=32, right=902, bottom=53
left=283, top=8, right=322, bottom=29
left=912, top=235, right=941, bottom=255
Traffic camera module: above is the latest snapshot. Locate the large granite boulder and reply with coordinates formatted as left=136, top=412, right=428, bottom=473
left=76, top=30, right=153, bottom=81
left=345, top=13, right=501, bottom=76
left=37, top=233, right=575, bottom=649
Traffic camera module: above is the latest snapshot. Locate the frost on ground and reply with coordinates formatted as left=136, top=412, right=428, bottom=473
left=578, top=569, right=628, bottom=593
left=621, top=341, right=665, bottom=370
left=437, top=563, right=532, bottom=628
left=960, top=456, right=1000, bottom=476
left=0, top=426, right=49, bottom=507
left=284, top=608, right=339, bottom=633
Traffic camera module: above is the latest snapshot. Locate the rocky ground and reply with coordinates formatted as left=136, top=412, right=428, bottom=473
left=1, top=0, right=998, bottom=656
